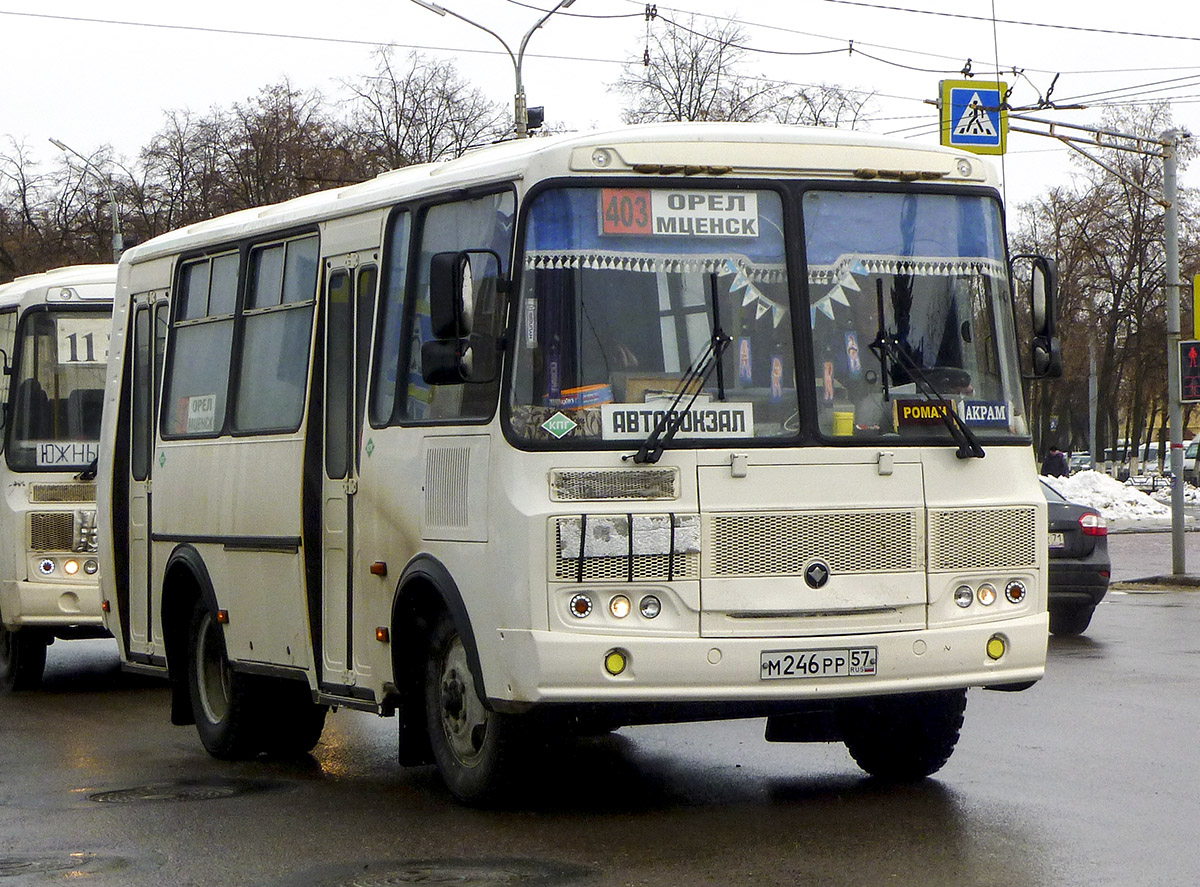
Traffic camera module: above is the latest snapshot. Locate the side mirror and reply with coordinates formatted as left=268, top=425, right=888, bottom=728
left=429, top=251, right=476, bottom=339
left=422, top=249, right=506, bottom=386
left=1012, top=254, right=1063, bottom=379
left=1030, top=256, right=1058, bottom=340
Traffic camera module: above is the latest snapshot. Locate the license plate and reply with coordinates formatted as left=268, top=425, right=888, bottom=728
left=760, top=647, right=877, bottom=680
left=1048, top=531, right=1066, bottom=549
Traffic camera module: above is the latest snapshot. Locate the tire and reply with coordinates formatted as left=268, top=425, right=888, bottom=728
left=424, top=612, right=524, bottom=804
left=186, top=598, right=262, bottom=759
left=257, top=679, right=328, bottom=757
left=1049, top=605, right=1095, bottom=636
left=839, top=689, right=968, bottom=781
left=0, top=624, right=48, bottom=692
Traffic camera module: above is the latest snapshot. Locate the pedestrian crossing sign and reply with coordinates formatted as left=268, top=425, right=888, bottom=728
left=940, top=79, right=1007, bottom=155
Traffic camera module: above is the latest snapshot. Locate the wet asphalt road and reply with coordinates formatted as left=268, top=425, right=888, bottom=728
left=2, top=543, right=1198, bottom=887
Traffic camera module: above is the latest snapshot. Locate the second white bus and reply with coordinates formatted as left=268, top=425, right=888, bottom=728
left=0, top=264, right=116, bottom=690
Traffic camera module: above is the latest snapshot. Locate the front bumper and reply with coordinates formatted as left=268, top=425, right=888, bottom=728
left=492, top=612, right=1048, bottom=706
left=1, top=578, right=106, bottom=628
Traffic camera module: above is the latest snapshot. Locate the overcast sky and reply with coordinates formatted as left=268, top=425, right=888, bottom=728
left=3, top=0, right=1200, bottom=207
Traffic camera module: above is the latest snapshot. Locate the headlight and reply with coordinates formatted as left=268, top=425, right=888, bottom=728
left=954, top=585, right=974, bottom=608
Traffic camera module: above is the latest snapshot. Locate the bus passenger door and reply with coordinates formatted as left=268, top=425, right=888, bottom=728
left=320, top=260, right=376, bottom=689
left=128, top=295, right=167, bottom=658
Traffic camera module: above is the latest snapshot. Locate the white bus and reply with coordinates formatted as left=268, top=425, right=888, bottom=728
left=97, top=123, right=1059, bottom=802
left=0, top=264, right=116, bottom=690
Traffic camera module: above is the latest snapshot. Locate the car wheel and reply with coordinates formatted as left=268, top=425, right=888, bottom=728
left=0, top=624, right=48, bottom=692
left=838, top=689, right=967, bottom=781
left=187, top=598, right=262, bottom=759
left=1049, top=605, right=1095, bottom=636
left=424, top=612, right=524, bottom=804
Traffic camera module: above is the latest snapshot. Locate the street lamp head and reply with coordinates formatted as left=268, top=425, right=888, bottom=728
left=48, top=137, right=69, bottom=152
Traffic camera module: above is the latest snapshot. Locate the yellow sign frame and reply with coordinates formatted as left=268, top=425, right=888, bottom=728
left=939, top=79, right=1008, bottom=156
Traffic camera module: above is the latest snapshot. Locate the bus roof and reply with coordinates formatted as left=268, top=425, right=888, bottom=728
left=121, top=122, right=1000, bottom=265
left=0, top=264, right=117, bottom=311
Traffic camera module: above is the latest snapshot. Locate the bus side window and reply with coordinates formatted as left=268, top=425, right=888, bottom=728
left=233, top=235, right=319, bottom=433
left=371, top=212, right=411, bottom=427
left=162, top=253, right=237, bottom=437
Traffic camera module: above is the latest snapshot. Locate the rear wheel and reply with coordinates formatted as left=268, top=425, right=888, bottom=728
left=1049, top=605, right=1094, bottom=636
left=187, top=598, right=261, bottom=759
left=839, top=689, right=967, bottom=781
left=424, top=612, right=525, bottom=804
left=0, top=624, right=48, bottom=692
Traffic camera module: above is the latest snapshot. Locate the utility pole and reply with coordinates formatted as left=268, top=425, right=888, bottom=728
left=49, top=137, right=124, bottom=264
left=409, top=0, right=577, bottom=138
left=1089, top=344, right=1098, bottom=471
left=1163, top=130, right=1185, bottom=575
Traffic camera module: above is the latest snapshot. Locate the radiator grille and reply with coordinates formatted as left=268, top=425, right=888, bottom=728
left=424, top=448, right=470, bottom=529
left=550, top=468, right=678, bottom=501
left=30, top=482, right=96, bottom=504
left=552, top=516, right=700, bottom=581
left=708, top=510, right=921, bottom=577
left=29, top=512, right=76, bottom=552
left=928, top=507, right=1038, bottom=571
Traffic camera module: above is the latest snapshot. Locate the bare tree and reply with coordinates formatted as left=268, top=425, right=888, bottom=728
left=344, top=49, right=510, bottom=173
left=611, top=15, right=870, bottom=127
left=1013, top=103, right=1199, bottom=464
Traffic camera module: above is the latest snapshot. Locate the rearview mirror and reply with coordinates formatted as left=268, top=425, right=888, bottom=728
left=1011, top=254, right=1062, bottom=379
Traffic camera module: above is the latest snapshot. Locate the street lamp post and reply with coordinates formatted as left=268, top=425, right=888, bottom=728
left=48, top=137, right=124, bottom=264
left=409, top=0, right=577, bottom=138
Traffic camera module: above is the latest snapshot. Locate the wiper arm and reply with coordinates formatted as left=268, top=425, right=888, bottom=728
left=77, top=455, right=98, bottom=481
left=870, top=332, right=984, bottom=461
left=625, top=331, right=732, bottom=464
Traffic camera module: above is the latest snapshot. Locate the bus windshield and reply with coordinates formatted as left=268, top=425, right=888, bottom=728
left=5, top=308, right=109, bottom=471
left=509, top=186, right=797, bottom=445
left=803, top=189, right=1027, bottom=442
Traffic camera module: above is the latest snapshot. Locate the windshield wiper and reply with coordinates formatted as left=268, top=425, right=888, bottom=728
left=869, top=281, right=984, bottom=460
left=626, top=273, right=731, bottom=465
left=77, top=455, right=98, bottom=481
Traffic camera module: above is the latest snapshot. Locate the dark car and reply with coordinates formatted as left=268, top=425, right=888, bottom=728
left=1042, top=481, right=1111, bottom=635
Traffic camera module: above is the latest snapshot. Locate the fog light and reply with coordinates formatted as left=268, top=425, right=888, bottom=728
left=977, top=583, right=997, bottom=606
left=604, top=649, right=628, bottom=676
left=609, top=595, right=631, bottom=619
left=569, top=594, right=593, bottom=618
left=64, top=559, right=80, bottom=576
left=953, top=585, right=974, bottom=608
left=1004, top=579, right=1027, bottom=604
left=38, top=558, right=55, bottom=576
left=639, top=595, right=661, bottom=619
left=84, top=559, right=99, bottom=575
left=987, top=635, right=1007, bottom=660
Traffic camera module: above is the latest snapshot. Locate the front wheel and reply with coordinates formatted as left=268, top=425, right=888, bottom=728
left=839, top=689, right=968, bottom=781
left=187, top=598, right=261, bottom=759
left=0, top=624, right=48, bottom=692
left=424, top=613, right=525, bottom=804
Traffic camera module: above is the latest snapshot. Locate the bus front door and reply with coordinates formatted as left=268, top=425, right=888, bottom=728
left=319, top=261, right=376, bottom=692
left=127, top=295, right=166, bottom=660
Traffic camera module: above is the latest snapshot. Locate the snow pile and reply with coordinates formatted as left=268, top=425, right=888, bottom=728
left=1041, top=470, right=1171, bottom=521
